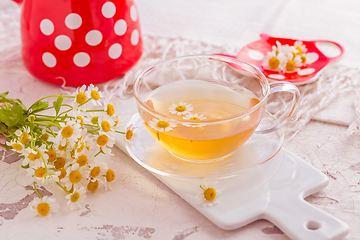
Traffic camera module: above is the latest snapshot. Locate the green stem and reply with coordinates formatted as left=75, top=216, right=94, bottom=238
left=115, top=130, right=125, bottom=134
left=34, top=147, right=48, bottom=172
left=33, top=182, right=42, bottom=199
left=85, top=109, right=105, bottom=113
left=56, top=182, right=71, bottom=194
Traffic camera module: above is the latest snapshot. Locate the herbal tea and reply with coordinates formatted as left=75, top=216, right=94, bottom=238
left=142, top=80, right=263, bottom=161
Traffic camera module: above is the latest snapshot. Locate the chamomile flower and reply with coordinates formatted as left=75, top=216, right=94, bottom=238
left=102, top=165, right=116, bottom=191
left=54, top=120, right=83, bottom=148
left=125, top=124, right=137, bottom=144
left=66, top=186, right=86, bottom=211
left=87, top=162, right=107, bottom=192
left=95, top=133, right=115, bottom=149
left=73, top=135, right=94, bottom=158
left=15, top=126, right=31, bottom=145
left=262, top=51, right=286, bottom=71
left=73, top=85, right=88, bottom=110
left=29, top=196, right=59, bottom=217
left=85, top=84, right=102, bottom=102
left=197, top=181, right=222, bottom=207
left=102, top=95, right=118, bottom=118
left=283, top=53, right=302, bottom=73
left=98, top=114, right=115, bottom=135
left=149, top=118, right=177, bottom=132
left=61, top=163, right=89, bottom=190
left=299, top=52, right=316, bottom=66
left=6, top=139, right=24, bottom=153
left=183, top=113, right=207, bottom=128
left=22, top=147, right=44, bottom=167
left=168, top=102, right=194, bottom=116
left=294, top=40, right=308, bottom=55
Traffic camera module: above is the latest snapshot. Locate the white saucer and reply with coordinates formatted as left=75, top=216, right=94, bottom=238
left=125, top=113, right=283, bottom=187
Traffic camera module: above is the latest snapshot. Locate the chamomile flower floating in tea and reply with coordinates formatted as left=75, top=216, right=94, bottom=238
left=149, top=118, right=177, bottom=132
left=29, top=196, right=59, bottom=217
left=1, top=84, right=124, bottom=215
left=182, top=113, right=207, bottom=128
left=197, top=181, right=222, bottom=207
left=168, top=102, right=194, bottom=116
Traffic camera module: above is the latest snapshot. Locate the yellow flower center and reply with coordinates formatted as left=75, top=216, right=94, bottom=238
left=70, top=192, right=80, bottom=203
left=37, top=202, right=50, bottom=216
left=46, top=149, right=56, bottom=162
left=28, top=151, right=41, bottom=161
left=76, top=92, right=87, bottom=104
left=91, top=90, right=100, bottom=100
left=190, top=117, right=200, bottom=120
left=58, top=142, right=68, bottom=151
left=20, top=132, right=30, bottom=144
left=69, top=170, right=82, bottom=184
left=268, top=57, right=280, bottom=69
left=91, top=116, right=99, bottom=125
left=41, top=133, right=49, bottom=141
left=106, top=169, right=115, bottom=182
left=35, top=167, right=46, bottom=178
left=301, top=55, right=307, bottom=63
left=101, top=120, right=111, bottom=132
left=12, top=143, right=23, bottom=151
left=175, top=105, right=186, bottom=112
left=87, top=180, right=99, bottom=192
left=157, top=120, right=170, bottom=128
left=77, top=116, right=84, bottom=126
left=204, top=187, right=216, bottom=201
left=97, top=135, right=108, bottom=147
left=286, top=60, right=296, bottom=71
left=296, top=46, right=302, bottom=55
left=125, top=129, right=133, bottom=140
left=58, top=168, right=67, bottom=180
left=91, top=166, right=101, bottom=178
left=54, top=157, right=65, bottom=169
left=106, top=104, right=115, bottom=116
left=61, top=126, right=74, bottom=138
left=76, top=155, right=88, bottom=167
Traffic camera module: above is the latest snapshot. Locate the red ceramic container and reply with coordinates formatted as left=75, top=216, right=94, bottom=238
left=14, top=0, right=142, bottom=86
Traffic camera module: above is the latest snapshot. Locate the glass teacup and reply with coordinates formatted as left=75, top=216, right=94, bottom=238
left=133, top=55, right=300, bottom=163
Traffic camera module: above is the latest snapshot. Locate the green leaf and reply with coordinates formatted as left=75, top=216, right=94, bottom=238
left=0, top=91, right=26, bottom=110
left=0, top=102, right=26, bottom=127
left=30, top=100, right=48, bottom=113
left=53, top=95, right=63, bottom=116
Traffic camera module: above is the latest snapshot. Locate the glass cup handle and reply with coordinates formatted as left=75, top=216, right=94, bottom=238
left=255, top=81, right=300, bottom=134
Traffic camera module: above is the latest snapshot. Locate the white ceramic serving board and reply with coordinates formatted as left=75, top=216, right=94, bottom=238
left=115, top=98, right=349, bottom=240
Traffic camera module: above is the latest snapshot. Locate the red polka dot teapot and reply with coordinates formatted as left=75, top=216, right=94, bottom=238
left=15, top=0, right=143, bottom=86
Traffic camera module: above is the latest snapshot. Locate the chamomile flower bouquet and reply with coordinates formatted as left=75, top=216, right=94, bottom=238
left=0, top=84, right=124, bottom=216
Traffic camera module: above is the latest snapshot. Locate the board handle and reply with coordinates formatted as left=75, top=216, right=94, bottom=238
left=264, top=196, right=349, bottom=240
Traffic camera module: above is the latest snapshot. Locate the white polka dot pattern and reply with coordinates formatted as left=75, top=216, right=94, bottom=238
left=65, top=13, right=82, bottom=30
left=40, top=19, right=54, bottom=36
left=55, top=35, right=72, bottom=51
left=114, top=19, right=127, bottom=36
left=108, top=43, right=122, bottom=59
left=268, top=74, right=285, bottom=80
left=131, top=29, right=139, bottom=46
left=248, top=49, right=264, bottom=60
left=298, top=68, right=316, bottom=76
left=102, top=2, right=116, bottom=18
left=85, top=30, right=103, bottom=46
left=42, top=52, right=57, bottom=68
left=130, top=5, right=137, bottom=22
left=74, top=52, right=90, bottom=67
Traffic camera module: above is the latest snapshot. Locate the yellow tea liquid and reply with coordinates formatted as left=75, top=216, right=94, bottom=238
left=143, top=80, right=263, bottom=161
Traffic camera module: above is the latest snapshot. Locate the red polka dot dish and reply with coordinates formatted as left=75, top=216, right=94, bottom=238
left=17, top=0, right=143, bottom=87
left=222, top=34, right=344, bottom=85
